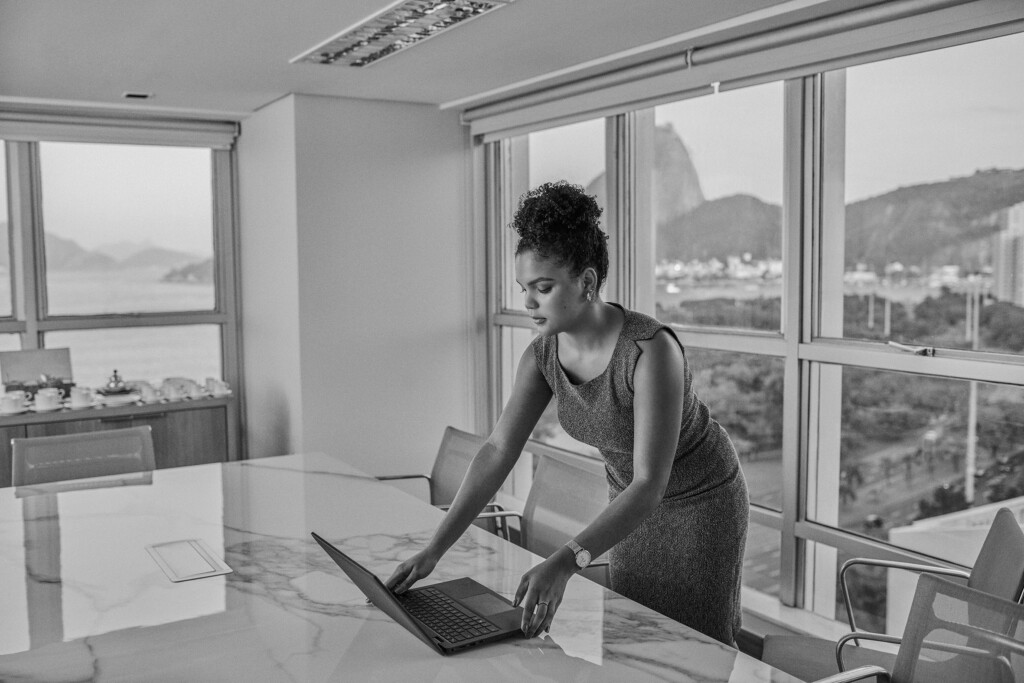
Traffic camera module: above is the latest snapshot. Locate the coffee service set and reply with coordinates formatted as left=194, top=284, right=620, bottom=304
left=0, top=374, right=231, bottom=416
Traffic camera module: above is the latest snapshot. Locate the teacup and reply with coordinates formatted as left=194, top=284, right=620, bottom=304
left=0, top=391, right=25, bottom=413
left=161, top=382, right=184, bottom=401
left=206, top=377, right=230, bottom=396
left=35, top=387, right=62, bottom=410
left=69, top=386, right=94, bottom=408
left=138, top=383, right=160, bottom=402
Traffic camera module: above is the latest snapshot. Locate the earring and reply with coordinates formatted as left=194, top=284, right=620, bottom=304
left=586, top=289, right=594, bottom=302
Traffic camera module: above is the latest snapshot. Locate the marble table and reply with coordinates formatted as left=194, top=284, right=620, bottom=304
left=0, top=453, right=803, bottom=682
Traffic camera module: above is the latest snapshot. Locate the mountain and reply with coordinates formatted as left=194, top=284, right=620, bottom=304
left=586, top=122, right=705, bottom=225
left=94, top=239, right=159, bottom=261
left=657, top=194, right=781, bottom=262
left=844, top=168, right=1024, bottom=271
left=45, top=232, right=118, bottom=270
left=120, top=246, right=203, bottom=269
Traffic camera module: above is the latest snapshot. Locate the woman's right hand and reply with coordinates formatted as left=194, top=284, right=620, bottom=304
left=385, top=548, right=441, bottom=594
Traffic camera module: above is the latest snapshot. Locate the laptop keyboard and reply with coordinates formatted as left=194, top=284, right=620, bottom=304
left=401, top=587, right=501, bottom=644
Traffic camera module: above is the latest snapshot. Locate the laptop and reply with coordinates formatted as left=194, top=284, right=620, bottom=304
left=311, top=532, right=523, bottom=655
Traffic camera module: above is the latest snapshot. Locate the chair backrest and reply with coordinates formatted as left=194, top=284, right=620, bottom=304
left=969, top=507, right=1024, bottom=604
left=11, top=426, right=156, bottom=487
left=520, top=439, right=607, bottom=558
left=428, top=426, right=487, bottom=506
left=893, top=573, right=1024, bottom=683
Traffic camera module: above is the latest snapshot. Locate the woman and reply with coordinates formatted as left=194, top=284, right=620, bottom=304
left=386, top=181, right=748, bottom=645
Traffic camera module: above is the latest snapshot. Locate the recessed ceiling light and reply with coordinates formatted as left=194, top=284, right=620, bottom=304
left=292, top=0, right=514, bottom=68
left=122, top=92, right=153, bottom=100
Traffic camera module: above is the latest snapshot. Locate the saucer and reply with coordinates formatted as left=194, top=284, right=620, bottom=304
left=31, top=403, right=64, bottom=413
left=210, top=390, right=233, bottom=398
left=99, top=394, right=140, bottom=407
left=68, top=400, right=97, bottom=410
left=0, top=406, right=28, bottom=416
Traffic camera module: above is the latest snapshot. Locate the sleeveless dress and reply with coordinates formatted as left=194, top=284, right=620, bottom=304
left=531, top=304, right=749, bottom=645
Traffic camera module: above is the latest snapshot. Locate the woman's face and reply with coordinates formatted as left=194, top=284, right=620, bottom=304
left=514, top=250, right=588, bottom=336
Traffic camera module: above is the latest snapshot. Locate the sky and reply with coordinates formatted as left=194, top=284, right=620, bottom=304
left=36, top=142, right=214, bottom=256
left=529, top=30, right=1024, bottom=207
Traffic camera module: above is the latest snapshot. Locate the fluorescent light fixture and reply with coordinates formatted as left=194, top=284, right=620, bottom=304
left=292, top=0, right=514, bottom=68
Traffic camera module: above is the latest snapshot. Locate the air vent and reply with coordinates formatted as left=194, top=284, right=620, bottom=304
left=292, top=0, right=514, bottom=68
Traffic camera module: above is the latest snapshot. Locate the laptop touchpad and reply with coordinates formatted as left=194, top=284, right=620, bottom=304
left=462, top=592, right=514, bottom=616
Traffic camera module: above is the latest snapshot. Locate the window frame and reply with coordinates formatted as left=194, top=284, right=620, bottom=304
left=480, top=14, right=1024, bottom=624
left=1, top=122, right=243, bottom=459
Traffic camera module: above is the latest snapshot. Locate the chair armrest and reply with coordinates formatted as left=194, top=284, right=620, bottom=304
left=376, top=473, right=430, bottom=485
left=836, top=631, right=902, bottom=671
left=437, top=503, right=505, bottom=513
left=475, top=510, right=524, bottom=545
left=811, top=665, right=890, bottom=683
left=840, top=557, right=969, bottom=632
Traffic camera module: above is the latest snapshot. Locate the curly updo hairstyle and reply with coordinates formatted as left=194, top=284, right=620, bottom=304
left=511, top=181, right=609, bottom=291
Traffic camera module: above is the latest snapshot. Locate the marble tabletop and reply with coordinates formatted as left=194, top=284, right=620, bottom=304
left=0, top=452, right=803, bottom=682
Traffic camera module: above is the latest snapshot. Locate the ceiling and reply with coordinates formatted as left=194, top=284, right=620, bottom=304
left=0, top=0, right=869, bottom=120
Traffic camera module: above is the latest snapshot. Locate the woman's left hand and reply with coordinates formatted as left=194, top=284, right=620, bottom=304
left=513, top=553, right=575, bottom=637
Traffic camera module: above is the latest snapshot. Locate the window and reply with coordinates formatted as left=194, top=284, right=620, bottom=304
left=803, top=31, right=1024, bottom=627
left=0, top=118, right=237, bottom=418
left=483, top=14, right=1024, bottom=635
left=829, top=33, right=1024, bottom=357
left=495, top=118, right=606, bottom=459
left=38, top=143, right=215, bottom=316
left=653, top=83, right=785, bottom=333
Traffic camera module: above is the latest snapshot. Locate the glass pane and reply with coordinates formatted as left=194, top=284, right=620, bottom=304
left=0, top=334, right=20, bottom=353
left=38, top=142, right=215, bottom=315
left=687, top=348, right=784, bottom=510
left=814, top=365, right=1024, bottom=565
left=743, top=521, right=781, bottom=598
left=500, top=325, right=598, bottom=458
left=836, top=32, right=1024, bottom=356
left=502, top=119, right=606, bottom=311
left=653, top=83, right=784, bottom=332
left=45, top=325, right=221, bottom=389
left=0, top=143, right=11, bottom=317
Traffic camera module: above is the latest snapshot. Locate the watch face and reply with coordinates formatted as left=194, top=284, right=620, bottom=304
left=576, top=549, right=591, bottom=568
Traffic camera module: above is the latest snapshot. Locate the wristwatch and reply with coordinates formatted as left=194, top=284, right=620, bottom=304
left=566, top=539, right=592, bottom=570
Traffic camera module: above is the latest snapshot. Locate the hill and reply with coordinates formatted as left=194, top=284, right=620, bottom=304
left=658, top=194, right=781, bottom=262
left=586, top=122, right=705, bottom=225
left=120, top=246, right=202, bottom=269
left=844, top=168, right=1024, bottom=270
left=44, top=232, right=118, bottom=270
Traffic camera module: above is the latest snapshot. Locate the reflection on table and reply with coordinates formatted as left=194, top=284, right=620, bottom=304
left=0, top=452, right=801, bottom=681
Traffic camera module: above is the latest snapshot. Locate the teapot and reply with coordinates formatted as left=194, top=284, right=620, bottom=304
left=104, top=369, right=128, bottom=394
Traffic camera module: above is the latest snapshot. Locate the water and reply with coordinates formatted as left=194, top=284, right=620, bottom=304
left=2, top=268, right=221, bottom=389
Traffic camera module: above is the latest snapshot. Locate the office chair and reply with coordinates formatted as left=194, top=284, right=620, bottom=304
left=810, top=573, right=1024, bottom=683
left=763, top=507, right=1024, bottom=681
left=12, top=425, right=156, bottom=487
left=376, top=425, right=507, bottom=536
left=478, top=439, right=611, bottom=588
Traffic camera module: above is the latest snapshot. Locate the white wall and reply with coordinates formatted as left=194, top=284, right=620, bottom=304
left=236, top=96, right=305, bottom=460
left=237, top=94, right=476, bottom=476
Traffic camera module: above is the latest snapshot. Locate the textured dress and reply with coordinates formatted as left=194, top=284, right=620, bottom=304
left=532, top=304, right=749, bottom=645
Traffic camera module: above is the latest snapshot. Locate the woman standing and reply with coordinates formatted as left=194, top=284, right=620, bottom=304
left=387, top=181, right=748, bottom=646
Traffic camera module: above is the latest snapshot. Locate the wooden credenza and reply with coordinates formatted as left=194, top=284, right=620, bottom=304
left=0, top=397, right=236, bottom=488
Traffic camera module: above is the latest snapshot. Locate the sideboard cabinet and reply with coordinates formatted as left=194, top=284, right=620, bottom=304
left=0, top=397, right=235, bottom=488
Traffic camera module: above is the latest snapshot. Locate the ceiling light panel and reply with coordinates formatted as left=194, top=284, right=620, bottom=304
left=293, top=0, right=514, bottom=68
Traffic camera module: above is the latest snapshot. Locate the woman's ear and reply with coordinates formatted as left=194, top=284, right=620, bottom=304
left=581, top=267, right=598, bottom=295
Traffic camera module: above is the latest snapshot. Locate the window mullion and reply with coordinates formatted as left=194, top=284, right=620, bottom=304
left=7, top=141, right=40, bottom=347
